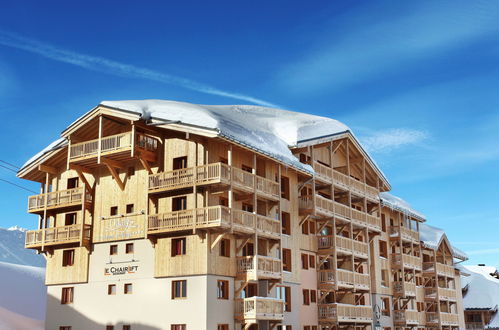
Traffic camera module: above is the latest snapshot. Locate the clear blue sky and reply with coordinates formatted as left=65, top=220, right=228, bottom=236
left=1, top=1, right=498, bottom=268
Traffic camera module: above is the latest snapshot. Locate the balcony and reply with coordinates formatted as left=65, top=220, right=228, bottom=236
left=28, top=187, right=92, bottom=214
left=305, top=194, right=381, bottom=231
left=426, top=312, right=439, bottom=325
left=318, top=269, right=369, bottom=290
left=393, top=281, right=416, bottom=297
left=437, top=263, right=455, bottom=277
left=466, top=322, right=485, bottom=329
left=312, top=162, right=379, bottom=201
left=25, top=224, right=92, bottom=249
left=235, top=297, right=284, bottom=322
left=390, top=226, right=419, bottom=243
left=69, top=132, right=158, bottom=165
left=438, top=287, right=457, bottom=301
left=317, top=235, right=368, bottom=259
left=440, top=312, right=459, bottom=326
left=424, top=288, right=438, bottom=301
left=236, top=256, right=282, bottom=281
left=318, top=303, right=372, bottom=323
left=392, top=253, right=422, bottom=271
left=148, top=163, right=279, bottom=200
left=147, top=206, right=280, bottom=239
left=394, top=310, right=419, bottom=325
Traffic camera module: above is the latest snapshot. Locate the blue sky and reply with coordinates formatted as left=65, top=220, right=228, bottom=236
left=0, top=1, right=498, bottom=267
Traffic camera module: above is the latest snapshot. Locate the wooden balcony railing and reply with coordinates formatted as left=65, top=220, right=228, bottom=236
left=390, top=226, right=419, bottom=242
left=392, top=253, right=422, bottom=271
left=440, top=312, right=459, bottom=326
left=318, top=270, right=336, bottom=287
left=436, top=263, right=455, bottom=277
left=28, top=187, right=91, bottom=213
left=235, top=297, right=284, bottom=321
left=394, top=310, right=419, bottom=324
left=317, top=235, right=368, bottom=258
left=424, top=288, right=438, bottom=300
left=354, top=272, right=370, bottom=290
left=318, top=303, right=373, bottom=323
left=25, top=224, right=91, bottom=249
left=147, top=206, right=280, bottom=238
left=318, top=269, right=367, bottom=289
left=236, top=255, right=282, bottom=281
left=148, top=163, right=279, bottom=198
left=466, top=322, right=485, bottom=329
left=438, top=287, right=457, bottom=301
left=393, top=281, right=416, bottom=297
left=312, top=162, right=379, bottom=200
left=70, top=132, right=133, bottom=160
left=426, top=312, right=439, bottom=324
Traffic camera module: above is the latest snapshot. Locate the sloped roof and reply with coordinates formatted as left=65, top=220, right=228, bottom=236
left=420, top=223, right=468, bottom=260
left=459, top=264, right=499, bottom=328
left=380, top=192, right=426, bottom=221
left=18, top=138, right=67, bottom=173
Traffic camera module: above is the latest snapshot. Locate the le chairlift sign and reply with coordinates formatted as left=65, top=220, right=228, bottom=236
left=104, top=264, right=139, bottom=276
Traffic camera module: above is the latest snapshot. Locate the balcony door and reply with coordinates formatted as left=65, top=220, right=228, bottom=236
left=67, top=177, right=79, bottom=189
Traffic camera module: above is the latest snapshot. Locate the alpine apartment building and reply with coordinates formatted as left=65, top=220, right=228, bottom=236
left=18, top=99, right=467, bottom=330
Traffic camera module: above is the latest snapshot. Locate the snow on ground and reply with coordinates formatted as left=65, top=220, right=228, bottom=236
left=459, top=264, right=499, bottom=328
left=0, top=261, right=46, bottom=326
left=0, top=306, right=44, bottom=330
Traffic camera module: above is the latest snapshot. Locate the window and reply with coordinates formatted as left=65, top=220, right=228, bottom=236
left=67, top=177, right=79, bottom=189
left=172, top=280, right=187, bottom=299
left=172, top=196, right=187, bottom=211
left=126, top=243, right=134, bottom=254
left=220, top=239, right=230, bottom=257
left=281, top=212, right=291, bottom=235
left=65, top=212, right=77, bottom=226
left=124, top=283, right=133, bottom=294
left=217, top=325, right=228, bottom=330
left=110, top=206, right=118, bottom=216
left=60, top=327, right=72, bottom=330
left=242, top=243, right=254, bottom=256
left=127, top=166, right=135, bottom=176
left=280, top=176, right=290, bottom=200
left=172, top=238, right=186, bottom=257
left=126, top=204, right=134, bottom=214
left=108, top=284, right=116, bottom=295
left=381, top=270, right=389, bottom=287
left=283, top=249, right=292, bottom=272
left=123, top=326, right=131, bottom=330
left=277, top=286, right=291, bottom=312
left=62, top=249, right=75, bottom=267
left=381, top=297, right=390, bottom=316
left=304, top=327, right=310, bottom=330
left=310, top=290, right=316, bottom=303
left=309, top=220, right=315, bottom=234
left=173, top=156, right=188, bottom=170
left=110, top=244, right=118, bottom=256
left=301, top=221, right=309, bottom=235
left=309, top=255, right=315, bottom=269
left=106, top=327, right=114, bottom=330
left=242, top=203, right=253, bottom=213
left=171, top=325, right=186, bottom=330
left=241, top=165, right=253, bottom=173
left=217, top=280, right=229, bottom=299
left=379, top=240, right=388, bottom=258
left=219, top=197, right=228, bottom=207
left=381, top=213, right=386, bottom=232
left=301, top=253, right=309, bottom=269
left=61, top=287, right=73, bottom=304
left=303, top=289, right=310, bottom=305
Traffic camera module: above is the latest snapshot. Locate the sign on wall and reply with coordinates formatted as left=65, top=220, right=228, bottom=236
left=99, top=215, right=145, bottom=241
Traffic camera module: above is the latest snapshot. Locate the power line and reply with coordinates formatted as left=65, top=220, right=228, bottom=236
left=0, top=164, right=17, bottom=173
left=0, top=178, right=37, bottom=194
left=0, top=160, right=19, bottom=169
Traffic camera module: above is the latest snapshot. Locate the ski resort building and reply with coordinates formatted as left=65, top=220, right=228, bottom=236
left=18, top=99, right=467, bottom=330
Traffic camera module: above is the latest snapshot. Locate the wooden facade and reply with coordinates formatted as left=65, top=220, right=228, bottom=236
left=18, top=103, right=466, bottom=330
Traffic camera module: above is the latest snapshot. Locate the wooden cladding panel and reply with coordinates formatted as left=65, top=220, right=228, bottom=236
left=45, top=247, right=89, bottom=285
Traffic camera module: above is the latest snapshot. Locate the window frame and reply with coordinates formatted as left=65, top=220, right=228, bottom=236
left=61, top=287, right=74, bottom=304
left=217, top=280, right=229, bottom=300
left=172, top=280, right=187, bottom=299
left=171, top=237, right=187, bottom=257
left=62, top=249, right=75, bottom=267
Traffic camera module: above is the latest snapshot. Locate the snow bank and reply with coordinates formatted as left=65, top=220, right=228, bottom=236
left=459, top=264, right=499, bottom=328
left=0, top=306, right=44, bottom=330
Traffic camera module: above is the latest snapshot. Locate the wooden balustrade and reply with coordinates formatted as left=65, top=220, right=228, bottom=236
left=426, top=312, right=439, bottom=324
left=25, top=224, right=91, bottom=249
left=394, top=310, right=419, bottom=324
left=354, top=272, right=370, bottom=289
left=390, top=226, right=419, bottom=242
left=235, top=297, right=284, bottom=321
left=438, top=287, right=457, bottom=301
left=255, top=215, right=280, bottom=238
left=70, top=132, right=133, bottom=160
left=318, top=270, right=335, bottom=286
left=28, top=187, right=90, bottom=213
left=466, top=322, right=485, bottom=329
left=317, top=235, right=368, bottom=258
left=392, top=253, right=422, bottom=270
left=337, top=269, right=355, bottom=286
left=393, top=281, right=416, bottom=296
left=440, top=312, right=459, bottom=325
left=318, top=303, right=372, bottom=322
left=255, top=176, right=280, bottom=198
left=236, top=255, right=282, bottom=280
left=436, top=263, right=455, bottom=277
left=312, top=161, right=379, bottom=200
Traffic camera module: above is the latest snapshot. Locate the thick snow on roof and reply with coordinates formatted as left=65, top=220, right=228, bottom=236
left=419, top=223, right=468, bottom=260
left=19, top=138, right=67, bottom=172
left=101, top=99, right=353, bottom=174
left=459, top=264, right=499, bottom=327
left=380, top=192, right=426, bottom=220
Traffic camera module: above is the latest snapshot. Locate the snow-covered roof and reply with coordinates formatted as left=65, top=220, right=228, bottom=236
left=19, top=138, right=67, bottom=172
left=459, top=264, right=499, bottom=327
left=419, top=223, right=468, bottom=260
left=380, top=192, right=426, bottom=221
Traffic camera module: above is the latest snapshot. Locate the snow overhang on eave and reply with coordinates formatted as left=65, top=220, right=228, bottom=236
left=380, top=199, right=426, bottom=222
left=293, top=130, right=391, bottom=190
left=17, top=138, right=68, bottom=179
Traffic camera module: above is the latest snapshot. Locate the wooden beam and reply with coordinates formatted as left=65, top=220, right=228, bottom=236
left=299, top=214, right=310, bottom=227
left=210, top=233, right=226, bottom=251
left=38, top=164, right=57, bottom=175
left=74, top=169, right=93, bottom=195
left=138, top=157, right=153, bottom=175
left=235, top=281, right=248, bottom=297
left=103, top=161, right=125, bottom=190
left=101, top=157, right=126, bottom=170
left=69, top=164, right=93, bottom=174
left=237, top=237, right=251, bottom=254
